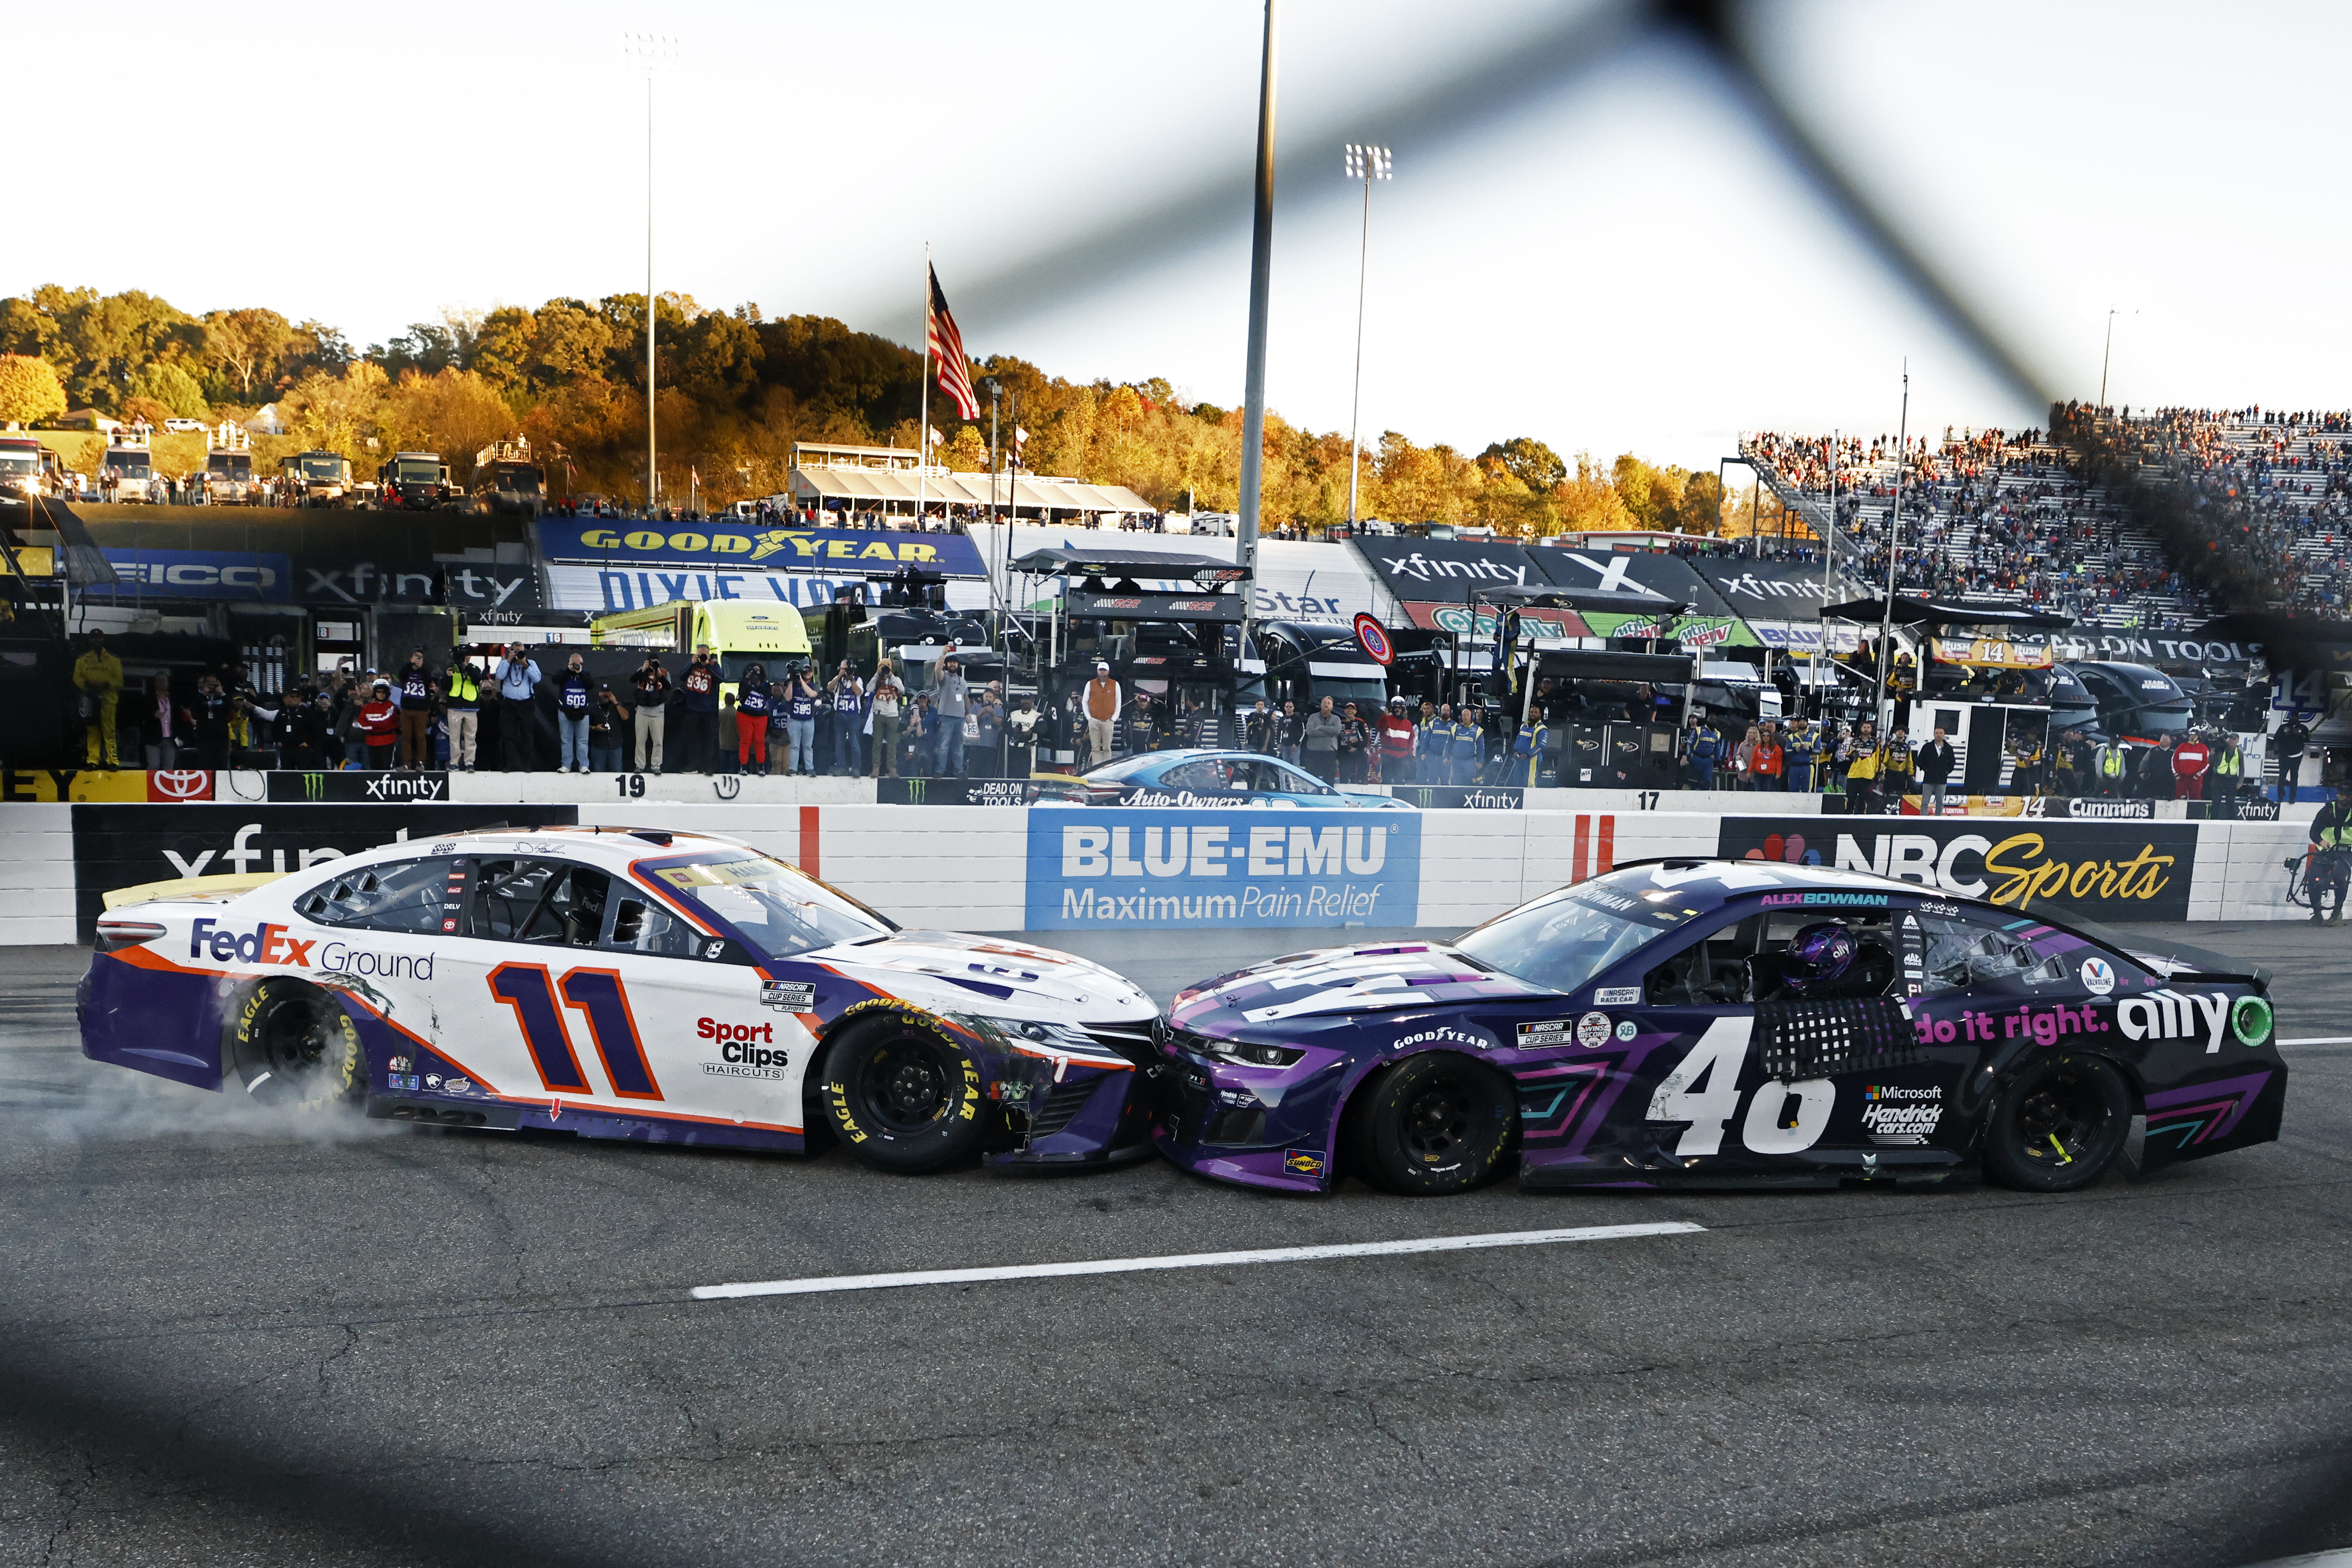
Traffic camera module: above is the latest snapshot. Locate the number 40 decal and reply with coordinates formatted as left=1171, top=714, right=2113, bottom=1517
left=487, top=963, right=664, bottom=1101
left=1644, top=1017, right=1832, bottom=1156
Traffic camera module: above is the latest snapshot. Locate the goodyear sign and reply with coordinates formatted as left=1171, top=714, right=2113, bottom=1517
left=537, top=520, right=986, bottom=577
left=1026, top=808, right=1420, bottom=930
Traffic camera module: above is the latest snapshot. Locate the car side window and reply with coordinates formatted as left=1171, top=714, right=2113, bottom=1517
left=1910, top=912, right=2070, bottom=997
left=606, top=894, right=703, bottom=959
left=1273, top=761, right=1332, bottom=795
left=472, top=858, right=612, bottom=947
left=1643, top=909, right=1904, bottom=1006
left=293, top=857, right=457, bottom=935
left=1161, top=760, right=1228, bottom=791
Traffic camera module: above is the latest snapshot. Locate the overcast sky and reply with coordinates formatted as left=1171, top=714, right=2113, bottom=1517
left=8, top=1, right=2346, bottom=469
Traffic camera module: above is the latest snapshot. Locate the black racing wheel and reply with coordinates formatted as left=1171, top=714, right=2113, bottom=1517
left=225, top=979, right=364, bottom=1109
left=819, top=1013, right=986, bottom=1174
left=1983, top=1052, right=2132, bottom=1193
left=1346, top=1053, right=1517, bottom=1196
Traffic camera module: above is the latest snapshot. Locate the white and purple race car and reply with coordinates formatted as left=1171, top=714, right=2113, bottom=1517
left=81, top=827, right=1161, bottom=1172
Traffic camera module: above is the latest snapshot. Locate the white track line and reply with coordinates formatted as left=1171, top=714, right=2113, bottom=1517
left=2281, top=1036, right=2352, bottom=1046
left=691, top=1220, right=1704, bottom=1301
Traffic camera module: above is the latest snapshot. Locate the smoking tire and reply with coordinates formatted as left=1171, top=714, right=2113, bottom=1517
left=226, top=978, right=364, bottom=1109
left=1346, top=1052, right=1517, bottom=1196
left=820, top=1012, right=986, bottom=1174
left=1983, top=1052, right=2132, bottom=1193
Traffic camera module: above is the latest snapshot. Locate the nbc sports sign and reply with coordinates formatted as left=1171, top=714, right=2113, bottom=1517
left=1024, top=808, right=1421, bottom=930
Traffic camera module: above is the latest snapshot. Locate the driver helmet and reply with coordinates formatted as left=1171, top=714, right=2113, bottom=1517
left=1780, top=921, right=1859, bottom=996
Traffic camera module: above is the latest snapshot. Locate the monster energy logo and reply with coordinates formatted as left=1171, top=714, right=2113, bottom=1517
left=303, top=772, right=325, bottom=800
left=904, top=778, right=926, bottom=803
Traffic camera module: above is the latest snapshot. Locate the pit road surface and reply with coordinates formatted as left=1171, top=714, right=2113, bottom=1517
left=2, top=923, right=2348, bottom=1568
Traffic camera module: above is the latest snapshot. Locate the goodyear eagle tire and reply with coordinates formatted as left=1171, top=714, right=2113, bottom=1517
left=226, top=979, right=363, bottom=1109
left=1347, top=1053, right=1517, bottom=1196
left=1983, top=1052, right=2131, bottom=1193
left=820, top=1013, right=986, bottom=1174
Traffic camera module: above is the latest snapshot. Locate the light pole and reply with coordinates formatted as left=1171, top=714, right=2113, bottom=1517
left=1342, top=142, right=1391, bottom=532
left=1237, top=0, right=1277, bottom=610
left=625, top=32, right=676, bottom=516
left=2098, top=306, right=2136, bottom=411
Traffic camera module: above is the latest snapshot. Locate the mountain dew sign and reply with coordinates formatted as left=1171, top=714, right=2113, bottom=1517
left=1583, top=611, right=1757, bottom=648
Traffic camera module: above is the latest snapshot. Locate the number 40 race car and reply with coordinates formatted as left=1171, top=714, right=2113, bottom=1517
left=1155, top=858, right=2287, bottom=1196
left=80, top=827, right=1163, bottom=1171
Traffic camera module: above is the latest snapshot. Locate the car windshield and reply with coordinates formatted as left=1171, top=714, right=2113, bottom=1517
left=491, top=465, right=542, bottom=491
left=207, top=455, right=250, bottom=474
left=300, top=455, right=343, bottom=478
left=1082, top=753, right=1170, bottom=783
left=0, top=453, right=34, bottom=474
left=394, top=459, right=439, bottom=481
left=643, top=851, right=894, bottom=961
left=1454, top=875, right=1705, bottom=993
left=108, top=457, right=151, bottom=477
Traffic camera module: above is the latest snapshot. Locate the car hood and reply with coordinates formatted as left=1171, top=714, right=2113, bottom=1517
left=1167, top=938, right=1550, bottom=1036
left=810, top=929, right=1157, bottom=1023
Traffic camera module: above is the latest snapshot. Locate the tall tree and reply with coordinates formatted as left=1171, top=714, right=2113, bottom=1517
left=0, top=355, right=67, bottom=425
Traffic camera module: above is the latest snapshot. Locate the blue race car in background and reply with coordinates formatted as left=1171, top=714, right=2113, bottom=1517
left=1050, top=749, right=1411, bottom=809
left=1155, top=858, right=2285, bottom=1196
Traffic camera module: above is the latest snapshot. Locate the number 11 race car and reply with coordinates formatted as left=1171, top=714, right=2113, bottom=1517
left=81, top=827, right=1162, bottom=1172
left=1154, top=858, right=2286, bottom=1196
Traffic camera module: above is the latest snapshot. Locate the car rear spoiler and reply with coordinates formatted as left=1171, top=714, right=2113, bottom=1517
left=103, top=871, right=289, bottom=910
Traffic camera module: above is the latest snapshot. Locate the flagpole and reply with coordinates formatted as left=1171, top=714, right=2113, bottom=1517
left=1236, top=0, right=1278, bottom=613
left=918, top=243, right=931, bottom=535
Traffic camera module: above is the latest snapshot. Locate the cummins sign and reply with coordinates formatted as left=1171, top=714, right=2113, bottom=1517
left=1025, top=808, right=1421, bottom=930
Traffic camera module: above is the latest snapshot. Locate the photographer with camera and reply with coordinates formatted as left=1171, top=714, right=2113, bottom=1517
left=585, top=684, right=627, bottom=774
left=493, top=643, right=543, bottom=772
left=631, top=655, right=670, bottom=771
left=555, top=652, right=594, bottom=773
left=827, top=659, right=865, bottom=776
left=676, top=643, right=720, bottom=774
left=782, top=661, right=821, bottom=777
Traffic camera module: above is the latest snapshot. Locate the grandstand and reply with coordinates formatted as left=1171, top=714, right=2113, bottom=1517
left=1740, top=407, right=2352, bottom=632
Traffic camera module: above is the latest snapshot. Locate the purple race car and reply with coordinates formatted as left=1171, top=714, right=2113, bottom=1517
left=1154, top=858, right=2285, bottom=1196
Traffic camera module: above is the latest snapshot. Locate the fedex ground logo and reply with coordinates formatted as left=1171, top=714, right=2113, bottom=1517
left=1025, top=809, right=1420, bottom=930
left=189, top=918, right=314, bottom=966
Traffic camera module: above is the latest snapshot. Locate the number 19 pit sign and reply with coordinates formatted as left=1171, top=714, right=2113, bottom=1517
left=1025, top=808, right=1421, bottom=930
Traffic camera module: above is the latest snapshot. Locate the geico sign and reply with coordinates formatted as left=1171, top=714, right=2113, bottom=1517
left=1829, top=830, right=2177, bottom=907
left=114, top=563, right=279, bottom=588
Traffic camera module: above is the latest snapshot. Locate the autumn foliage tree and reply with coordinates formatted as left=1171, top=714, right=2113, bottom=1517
left=0, top=354, right=67, bottom=426
left=0, top=280, right=1733, bottom=532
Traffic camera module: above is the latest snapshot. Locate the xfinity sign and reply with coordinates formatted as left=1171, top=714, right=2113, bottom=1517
left=1026, top=808, right=1420, bottom=930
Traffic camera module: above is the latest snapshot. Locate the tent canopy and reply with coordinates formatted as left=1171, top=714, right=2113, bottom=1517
left=1823, top=594, right=2075, bottom=630
left=1528, top=648, right=1695, bottom=683
left=792, top=466, right=1153, bottom=514
left=1458, top=582, right=1694, bottom=618
left=1008, top=546, right=1250, bottom=584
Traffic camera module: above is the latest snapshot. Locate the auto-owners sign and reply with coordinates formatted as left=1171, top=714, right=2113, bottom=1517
left=1026, top=808, right=1420, bottom=930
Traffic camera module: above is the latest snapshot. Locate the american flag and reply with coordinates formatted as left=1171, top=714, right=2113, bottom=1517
left=926, top=266, right=979, bottom=420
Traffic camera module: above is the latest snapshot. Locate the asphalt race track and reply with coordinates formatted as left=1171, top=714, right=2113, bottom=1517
left=2, top=923, right=2349, bottom=1568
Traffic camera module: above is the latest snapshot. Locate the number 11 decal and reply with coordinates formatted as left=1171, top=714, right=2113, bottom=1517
left=487, top=963, right=663, bottom=1101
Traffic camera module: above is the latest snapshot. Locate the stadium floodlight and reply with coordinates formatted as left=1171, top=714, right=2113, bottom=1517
left=1342, top=143, right=1393, bottom=533
left=625, top=32, right=679, bottom=513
